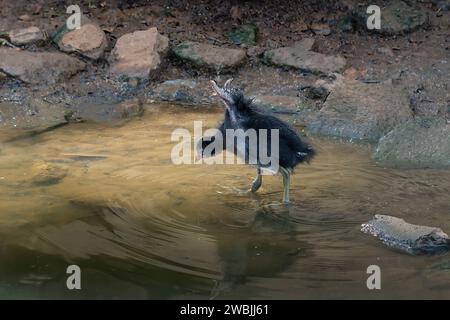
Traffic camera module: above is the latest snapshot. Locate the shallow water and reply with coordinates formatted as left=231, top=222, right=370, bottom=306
left=0, top=104, right=449, bottom=299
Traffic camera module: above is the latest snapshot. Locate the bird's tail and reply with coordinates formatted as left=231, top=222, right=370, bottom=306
left=296, top=144, right=316, bottom=164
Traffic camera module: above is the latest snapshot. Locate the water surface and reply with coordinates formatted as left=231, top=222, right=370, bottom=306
left=0, top=104, right=449, bottom=299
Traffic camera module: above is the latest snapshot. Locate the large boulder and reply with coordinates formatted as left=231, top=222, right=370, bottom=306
left=308, top=79, right=412, bottom=142
left=172, top=41, right=246, bottom=72
left=109, top=27, right=169, bottom=79
left=262, top=38, right=346, bottom=75
left=354, top=1, right=428, bottom=35
left=373, top=117, right=450, bottom=169
left=0, top=48, right=85, bottom=84
left=57, top=22, right=107, bottom=59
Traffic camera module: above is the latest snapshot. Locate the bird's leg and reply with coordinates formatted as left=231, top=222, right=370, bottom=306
left=280, top=167, right=291, bottom=203
left=251, top=168, right=262, bottom=193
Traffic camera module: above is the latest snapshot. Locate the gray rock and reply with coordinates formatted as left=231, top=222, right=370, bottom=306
left=109, top=27, right=169, bottom=79
left=172, top=41, right=246, bottom=72
left=0, top=48, right=85, bottom=84
left=72, top=99, right=144, bottom=123
left=310, top=23, right=331, bottom=36
left=252, top=95, right=302, bottom=114
left=308, top=79, right=412, bottom=142
left=262, top=38, right=346, bottom=75
left=354, top=1, right=428, bottom=35
left=150, top=79, right=213, bottom=105
left=8, top=27, right=46, bottom=45
left=361, top=214, right=449, bottom=255
left=229, top=24, right=258, bottom=45
left=373, top=117, right=450, bottom=168
left=58, top=22, right=107, bottom=59
left=0, top=99, right=70, bottom=132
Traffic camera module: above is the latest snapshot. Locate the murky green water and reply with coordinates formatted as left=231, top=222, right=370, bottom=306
left=0, top=104, right=449, bottom=299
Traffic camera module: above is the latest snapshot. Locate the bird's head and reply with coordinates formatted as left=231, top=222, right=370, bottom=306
left=210, top=79, right=252, bottom=112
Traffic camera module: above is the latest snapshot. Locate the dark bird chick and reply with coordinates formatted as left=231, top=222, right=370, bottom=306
left=197, top=79, right=315, bottom=203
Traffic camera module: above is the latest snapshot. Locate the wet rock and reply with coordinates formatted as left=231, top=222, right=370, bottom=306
left=0, top=99, right=70, bottom=132
left=109, top=27, right=168, bottom=79
left=0, top=48, right=85, bottom=84
left=73, top=99, right=144, bottom=123
left=229, top=24, right=258, bottom=45
left=262, top=38, right=346, bottom=75
left=373, top=117, right=450, bottom=169
left=149, top=79, right=212, bottom=104
left=354, top=1, right=428, bottom=35
left=308, top=79, right=412, bottom=142
left=57, top=22, right=107, bottom=59
left=361, top=214, right=449, bottom=255
left=30, top=161, right=67, bottom=186
left=8, top=27, right=46, bottom=46
left=172, top=41, right=246, bottom=72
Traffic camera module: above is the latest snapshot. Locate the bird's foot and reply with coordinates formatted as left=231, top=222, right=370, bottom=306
left=250, top=175, right=262, bottom=193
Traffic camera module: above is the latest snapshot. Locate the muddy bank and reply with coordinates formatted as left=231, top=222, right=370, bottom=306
left=0, top=0, right=449, bottom=168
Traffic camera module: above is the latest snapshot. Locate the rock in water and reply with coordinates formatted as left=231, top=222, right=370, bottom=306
left=109, top=27, right=169, bottom=79
left=30, top=161, right=68, bottom=186
left=307, top=78, right=412, bottom=142
left=373, top=117, right=450, bottom=169
left=361, top=215, right=450, bottom=255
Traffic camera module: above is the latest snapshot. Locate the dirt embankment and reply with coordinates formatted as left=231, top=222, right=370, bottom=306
left=0, top=0, right=449, bottom=168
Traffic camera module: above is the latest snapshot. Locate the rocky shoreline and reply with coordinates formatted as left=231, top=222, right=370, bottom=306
left=0, top=0, right=449, bottom=169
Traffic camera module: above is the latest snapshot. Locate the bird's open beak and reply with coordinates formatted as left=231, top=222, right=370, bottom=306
left=210, top=79, right=233, bottom=105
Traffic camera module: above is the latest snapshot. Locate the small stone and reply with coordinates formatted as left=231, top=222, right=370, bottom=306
left=263, top=38, right=346, bottom=75
left=18, top=15, right=31, bottom=22
left=310, top=23, right=331, bottom=36
left=173, top=41, right=246, bottom=72
left=58, top=23, right=107, bottom=59
left=229, top=24, right=258, bottom=45
left=377, top=46, right=394, bottom=57
left=8, top=27, right=46, bottom=45
left=109, top=27, right=169, bottom=79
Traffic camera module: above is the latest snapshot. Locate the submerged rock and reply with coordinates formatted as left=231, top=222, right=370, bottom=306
left=361, top=215, right=449, bottom=255
left=172, top=41, right=246, bottom=72
left=30, top=161, right=68, bottom=186
left=308, top=79, right=412, bottom=142
left=109, top=27, right=168, bottom=79
left=8, top=27, right=46, bottom=45
left=262, top=38, right=346, bottom=75
left=373, top=117, right=450, bottom=169
left=0, top=48, right=85, bottom=84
